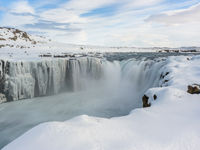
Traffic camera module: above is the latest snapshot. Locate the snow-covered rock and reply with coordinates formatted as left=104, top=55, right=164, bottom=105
left=0, top=27, right=49, bottom=49
left=143, top=55, right=200, bottom=106
left=187, top=84, right=200, bottom=94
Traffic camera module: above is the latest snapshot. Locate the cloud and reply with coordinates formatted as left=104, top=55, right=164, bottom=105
left=10, top=0, right=35, bottom=14
left=31, top=0, right=62, bottom=8
left=131, top=0, right=162, bottom=7
left=122, top=0, right=163, bottom=9
left=25, top=21, right=81, bottom=32
left=0, top=6, right=5, bottom=11
left=40, top=8, right=87, bottom=24
left=63, top=0, right=120, bottom=14
left=1, top=0, right=200, bottom=47
left=146, top=2, right=200, bottom=25
left=25, top=27, right=88, bottom=44
left=0, top=13, right=37, bottom=27
left=56, top=30, right=88, bottom=43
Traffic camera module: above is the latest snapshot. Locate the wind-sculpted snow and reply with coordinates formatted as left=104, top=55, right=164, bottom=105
left=0, top=57, right=103, bottom=101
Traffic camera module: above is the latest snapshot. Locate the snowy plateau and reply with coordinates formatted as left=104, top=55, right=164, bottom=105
left=0, top=27, right=200, bottom=150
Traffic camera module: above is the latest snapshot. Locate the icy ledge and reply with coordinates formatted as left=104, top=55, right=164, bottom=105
left=3, top=55, right=200, bottom=150
left=0, top=57, right=103, bottom=102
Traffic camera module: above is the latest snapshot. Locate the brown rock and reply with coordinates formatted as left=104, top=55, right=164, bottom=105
left=187, top=84, right=200, bottom=94
left=142, top=95, right=151, bottom=108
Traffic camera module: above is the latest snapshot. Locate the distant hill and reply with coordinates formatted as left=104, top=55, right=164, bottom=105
left=0, top=27, right=50, bottom=49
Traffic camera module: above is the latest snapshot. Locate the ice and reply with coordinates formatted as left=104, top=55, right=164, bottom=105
left=0, top=57, right=103, bottom=101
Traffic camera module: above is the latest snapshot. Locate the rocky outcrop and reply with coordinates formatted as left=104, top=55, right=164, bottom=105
left=159, top=71, right=170, bottom=87
left=187, top=84, right=200, bottom=94
left=160, top=72, right=169, bottom=79
left=142, top=95, right=151, bottom=107
left=153, top=94, right=157, bottom=100
left=0, top=27, right=49, bottom=49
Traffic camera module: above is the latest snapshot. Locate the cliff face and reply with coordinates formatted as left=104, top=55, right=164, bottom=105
left=0, top=57, right=103, bottom=102
left=0, top=56, right=166, bottom=103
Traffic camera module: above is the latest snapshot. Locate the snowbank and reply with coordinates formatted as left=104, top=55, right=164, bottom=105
left=2, top=55, right=200, bottom=150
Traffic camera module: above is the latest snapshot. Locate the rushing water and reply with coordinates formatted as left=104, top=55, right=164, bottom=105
left=0, top=52, right=199, bottom=148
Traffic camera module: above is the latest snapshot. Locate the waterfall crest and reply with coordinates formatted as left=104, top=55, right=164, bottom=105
left=0, top=57, right=165, bottom=102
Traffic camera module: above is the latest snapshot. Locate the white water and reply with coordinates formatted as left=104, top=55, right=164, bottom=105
left=0, top=57, right=166, bottom=148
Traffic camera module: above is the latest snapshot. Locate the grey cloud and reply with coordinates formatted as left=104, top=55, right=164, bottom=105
left=0, top=6, right=7, bottom=11
left=24, top=21, right=82, bottom=32
left=145, top=3, right=200, bottom=25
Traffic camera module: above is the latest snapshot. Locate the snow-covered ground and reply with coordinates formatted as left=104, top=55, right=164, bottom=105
left=1, top=27, right=200, bottom=61
left=0, top=27, right=49, bottom=49
left=2, top=55, right=200, bottom=150
left=0, top=26, right=156, bottom=60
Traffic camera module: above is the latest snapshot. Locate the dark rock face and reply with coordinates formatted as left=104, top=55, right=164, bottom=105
left=153, top=94, right=157, bottom=100
left=160, top=71, right=170, bottom=87
left=160, top=72, right=169, bottom=79
left=142, top=95, right=151, bottom=107
left=187, top=84, right=200, bottom=94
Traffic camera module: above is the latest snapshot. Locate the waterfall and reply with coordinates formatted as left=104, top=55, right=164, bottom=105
left=0, top=57, right=166, bottom=103
left=99, top=58, right=165, bottom=108
left=0, top=56, right=167, bottom=149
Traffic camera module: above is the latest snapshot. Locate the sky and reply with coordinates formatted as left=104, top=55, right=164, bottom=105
left=0, top=0, right=200, bottom=47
